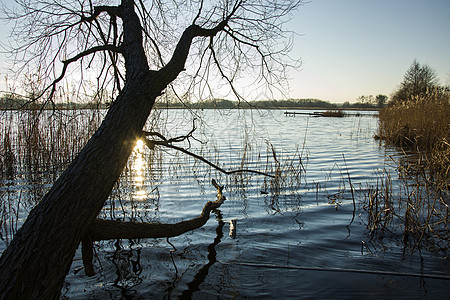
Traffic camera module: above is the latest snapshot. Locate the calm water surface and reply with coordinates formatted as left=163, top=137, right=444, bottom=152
left=1, top=109, right=448, bottom=299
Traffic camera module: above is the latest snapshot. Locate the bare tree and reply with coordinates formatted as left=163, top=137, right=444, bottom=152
left=375, top=94, right=388, bottom=108
left=391, top=59, right=439, bottom=103
left=0, top=0, right=301, bottom=298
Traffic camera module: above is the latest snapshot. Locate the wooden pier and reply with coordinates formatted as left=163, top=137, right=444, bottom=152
left=284, top=110, right=376, bottom=117
left=284, top=111, right=345, bottom=117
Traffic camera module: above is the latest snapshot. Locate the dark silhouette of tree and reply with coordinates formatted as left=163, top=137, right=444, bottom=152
left=0, top=0, right=301, bottom=298
left=392, top=59, right=438, bottom=103
left=375, top=94, right=388, bottom=108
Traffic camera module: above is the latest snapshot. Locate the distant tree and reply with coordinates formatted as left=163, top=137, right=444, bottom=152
left=0, top=93, right=28, bottom=109
left=214, top=99, right=235, bottom=109
left=194, top=98, right=235, bottom=109
left=375, top=94, right=388, bottom=108
left=391, top=59, right=438, bottom=103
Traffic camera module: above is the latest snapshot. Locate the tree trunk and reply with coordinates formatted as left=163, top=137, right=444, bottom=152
left=0, top=3, right=164, bottom=297
left=0, top=71, right=160, bottom=299
left=0, top=0, right=228, bottom=297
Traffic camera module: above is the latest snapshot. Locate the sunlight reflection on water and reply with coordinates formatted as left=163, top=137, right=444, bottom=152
left=131, top=139, right=147, bottom=200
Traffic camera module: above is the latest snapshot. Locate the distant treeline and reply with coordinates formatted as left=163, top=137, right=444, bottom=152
left=0, top=96, right=31, bottom=109
left=1, top=94, right=382, bottom=110
left=0, top=95, right=108, bottom=110
left=155, top=98, right=382, bottom=110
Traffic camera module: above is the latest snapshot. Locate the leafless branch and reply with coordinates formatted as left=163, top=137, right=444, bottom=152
left=37, top=44, right=122, bottom=101
left=2, top=0, right=302, bottom=105
left=141, top=127, right=275, bottom=178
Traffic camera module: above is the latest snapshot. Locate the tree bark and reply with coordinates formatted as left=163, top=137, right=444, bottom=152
left=0, top=0, right=233, bottom=297
left=0, top=72, right=158, bottom=300
left=0, top=2, right=160, bottom=298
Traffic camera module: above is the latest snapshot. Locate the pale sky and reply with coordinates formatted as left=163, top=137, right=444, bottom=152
left=288, top=0, right=450, bottom=102
left=0, top=0, right=449, bottom=103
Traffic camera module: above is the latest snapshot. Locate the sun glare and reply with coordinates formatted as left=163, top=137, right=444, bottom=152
left=134, top=139, right=144, bottom=152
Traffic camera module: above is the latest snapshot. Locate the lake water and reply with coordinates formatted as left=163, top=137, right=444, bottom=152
left=1, top=109, right=449, bottom=299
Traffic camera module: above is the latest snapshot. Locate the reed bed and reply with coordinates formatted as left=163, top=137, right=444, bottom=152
left=0, top=108, right=103, bottom=242
left=367, top=93, right=449, bottom=254
left=378, top=95, right=449, bottom=150
left=1, top=109, right=103, bottom=179
left=363, top=163, right=448, bottom=254
left=377, top=93, right=449, bottom=186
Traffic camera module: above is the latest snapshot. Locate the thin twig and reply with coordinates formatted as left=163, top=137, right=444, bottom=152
left=342, top=153, right=356, bottom=227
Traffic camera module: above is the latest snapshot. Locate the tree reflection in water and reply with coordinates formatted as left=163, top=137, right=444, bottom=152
left=105, top=239, right=143, bottom=299
left=178, top=210, right=224, bottom=299
left=101, top=205, right=225, bottom=298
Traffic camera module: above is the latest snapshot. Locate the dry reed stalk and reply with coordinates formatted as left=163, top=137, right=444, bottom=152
left=1, top=128, right=16, bottom=179
left=363, top=160, right=448, bottom=254
left=0, top=108, right=105, bottom=242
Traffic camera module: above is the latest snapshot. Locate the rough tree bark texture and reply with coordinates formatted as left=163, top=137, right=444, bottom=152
left=0, top=1, right=180, bottom=298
